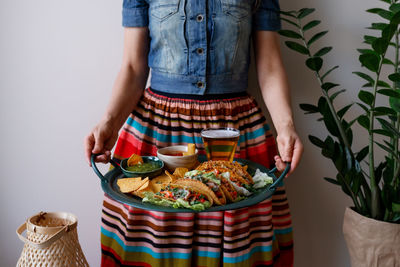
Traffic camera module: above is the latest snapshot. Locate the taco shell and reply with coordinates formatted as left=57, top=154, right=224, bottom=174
left=175, top=178, right=223, bottom=205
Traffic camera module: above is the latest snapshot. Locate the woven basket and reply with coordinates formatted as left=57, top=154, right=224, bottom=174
left=16, top=212, right=89, bottom=267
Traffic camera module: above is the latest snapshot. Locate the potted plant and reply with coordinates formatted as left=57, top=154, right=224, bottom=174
left=278, top=2, right=400, bottom=266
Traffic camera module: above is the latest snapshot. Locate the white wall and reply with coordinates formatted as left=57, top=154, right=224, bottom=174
left=0, top=0, right=382, bottom=266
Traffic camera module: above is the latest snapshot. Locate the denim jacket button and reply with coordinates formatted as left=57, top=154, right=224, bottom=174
left=196, top=48, right=204, bottom=55
left=196, top=81, right=205, bottom=88
left=196, top=14, right=204, bottom=22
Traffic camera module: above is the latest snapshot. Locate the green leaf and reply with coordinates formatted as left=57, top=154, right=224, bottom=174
left=372, top=38, right=389, bottom=55
left=285, top=41, right=309, bottom=55
left=330, top=89, right=346, bottom=101
left=357, top=103, right=369, bottom=112
left=318, top=97, right=340, bottom=137
left=299, top=103, right=319, bottom=113
left=383, top=58, right=395, bottom=65
left=321, top=82, right=340, bottom=91
left=377, top=89, right=400, bottom=98
left=390, top=10, right=400, bottom=24
left=314, top=47, right=332, bottom=57
left=364, top=35, right=378, bottom=45
left=362, top=80, right=390, bottom=88
left=390, top=96, right=400, bottom=112
left=280, top=17, right=298, bottom=27
left=356, top=146, right=369, bottom=161
left=382, top=24, right=397, bottom=41
left=393, top=202, right=400, bottom=213
left=298, top=8, right=315, bottom=19
left=306, top=57, right=323, bottom=71
left=377, top=118, right=400, bottom=137
left=308, top=135, right=325, bottom=148
left=390, top=3, right=400, bottom=13
left=278, top=30, right=303, bottom=39
left=368, top=22, right=388, bottom=30
left=307, top=31, right=328, bottom=46
left=380, top=10, right=393, bottom=20
left=322, top=136, right=335, bottom=158
left=337, top=104, right=353, bottom=118
left=375, top=141, right=399, bottom=158
left=324, top=177, right=341, bottom=186
left=377, top=80, right=391, bottom=88
left=372, top=129, right=393, bottom=137
left=357, top=49, right=378, bottom=55
left=374, top=162, right=386, bottom=185
left=357, top=115, right=370, bottom=130
left=374, top=106, right=397, bottom=116
left=359, top=53, right=380, bottom=72
left=388, top=73, right=400, bottom=82
left=358, top=90, right=375, bottom=106
left=303, top=20, right=321, bottom=31
left=280, top=10, right=297, bottom=18
left=353, top=71, right=375, bottom=84
left=321, top=65, right=339, bottom=81
left=367, top=8, right=388, bottom=14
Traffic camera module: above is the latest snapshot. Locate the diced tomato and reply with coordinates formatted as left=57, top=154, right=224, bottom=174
left=162, top=191, right=173, bottom=199
left=200, top=198, right=205, bottom=203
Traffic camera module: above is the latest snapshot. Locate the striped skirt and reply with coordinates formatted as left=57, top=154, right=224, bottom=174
left=101, top=88, right=293, bottom=267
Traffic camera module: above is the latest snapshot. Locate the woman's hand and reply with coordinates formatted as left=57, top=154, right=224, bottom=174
left=85, top=118, right=119, bottom=166
left=274, top=126, right=303, bottom=176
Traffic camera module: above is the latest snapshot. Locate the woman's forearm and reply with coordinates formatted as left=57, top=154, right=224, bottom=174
left=253, top=31, right=294, bottom=134
left=102, top=27, right=150, bottom=130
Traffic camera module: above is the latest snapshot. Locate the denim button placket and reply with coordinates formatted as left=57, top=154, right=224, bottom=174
left=196, top=14, right=204, bottom=22
left=196, top=48, right=204, bottom=55
left=196, top=81, right=205, bottom=88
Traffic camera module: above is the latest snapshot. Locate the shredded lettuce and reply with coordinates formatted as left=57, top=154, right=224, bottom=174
left=222, top=172, right=252, bottom=196
left=185, top=170, right=201, bottom=177
left=252, top=168, right=274, bottom=189
left=142, top=192, right=210, bottom=211
left=142, top=192, right=176, bottom=207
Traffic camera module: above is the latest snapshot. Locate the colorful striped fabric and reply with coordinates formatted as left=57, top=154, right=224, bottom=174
left=101, top=88, right=293, bottom=266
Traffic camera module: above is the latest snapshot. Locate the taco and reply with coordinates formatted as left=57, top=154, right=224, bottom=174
left=179, top=170, right=226, bottom=205
left=196, top=160, right=254, bottom=184
left=142, top=183, right=213, bottom=211
left=219, top=175, right=239, bottom=202
left=196, top=161, right=254, bottom=199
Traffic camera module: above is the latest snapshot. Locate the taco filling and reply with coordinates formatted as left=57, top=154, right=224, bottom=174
left=142, top=184, right=212, bottom=211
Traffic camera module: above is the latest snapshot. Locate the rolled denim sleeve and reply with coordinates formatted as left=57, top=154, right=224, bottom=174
left=253, top=0, right=281, bottom=31
left=122, top=0, right=149, bottom=27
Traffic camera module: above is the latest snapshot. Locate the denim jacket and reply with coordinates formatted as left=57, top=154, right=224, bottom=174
left=122, top=0, right=281, bottom=95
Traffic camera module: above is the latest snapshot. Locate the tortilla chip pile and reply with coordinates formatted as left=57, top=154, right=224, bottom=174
left=116, top=167, right=188, bottom=197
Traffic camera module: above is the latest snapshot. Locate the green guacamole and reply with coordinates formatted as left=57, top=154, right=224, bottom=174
left=126, top=162, right=159, bottom=172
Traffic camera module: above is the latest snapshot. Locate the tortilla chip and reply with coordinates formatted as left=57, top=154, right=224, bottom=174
left=165, top=170, right=177, bottom=182
left=187, top=143, right=196, bottom=155
left=173, top=167, right=189, bottom=178
left=136, top=178, right=149, bottom=191
left=117, top=177, right=143, bottom=193
left=127, top=154, right=143, bottom=167
left=152, top=173, right=172, bottom=184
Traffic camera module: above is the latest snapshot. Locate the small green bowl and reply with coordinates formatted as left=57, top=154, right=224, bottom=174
left=120, top=156, right=164, bottom=178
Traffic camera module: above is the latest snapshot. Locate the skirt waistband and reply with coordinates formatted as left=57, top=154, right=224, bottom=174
left=148, top=88, right=248, bottom=100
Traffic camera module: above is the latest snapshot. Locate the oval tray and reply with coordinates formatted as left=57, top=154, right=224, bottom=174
left=91, top=154, right=290, bottom=213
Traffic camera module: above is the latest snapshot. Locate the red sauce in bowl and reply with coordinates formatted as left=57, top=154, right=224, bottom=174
left=163, top=151, right=184, bottom=156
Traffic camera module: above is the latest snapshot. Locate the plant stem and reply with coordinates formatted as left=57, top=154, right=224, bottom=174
left=392, top=27, right=399, bottom=182
left=369, top=56, right=384, bottom=219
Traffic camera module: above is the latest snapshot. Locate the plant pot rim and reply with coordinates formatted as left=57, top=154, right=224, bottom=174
left=345, top=207, right=400, bottom=226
